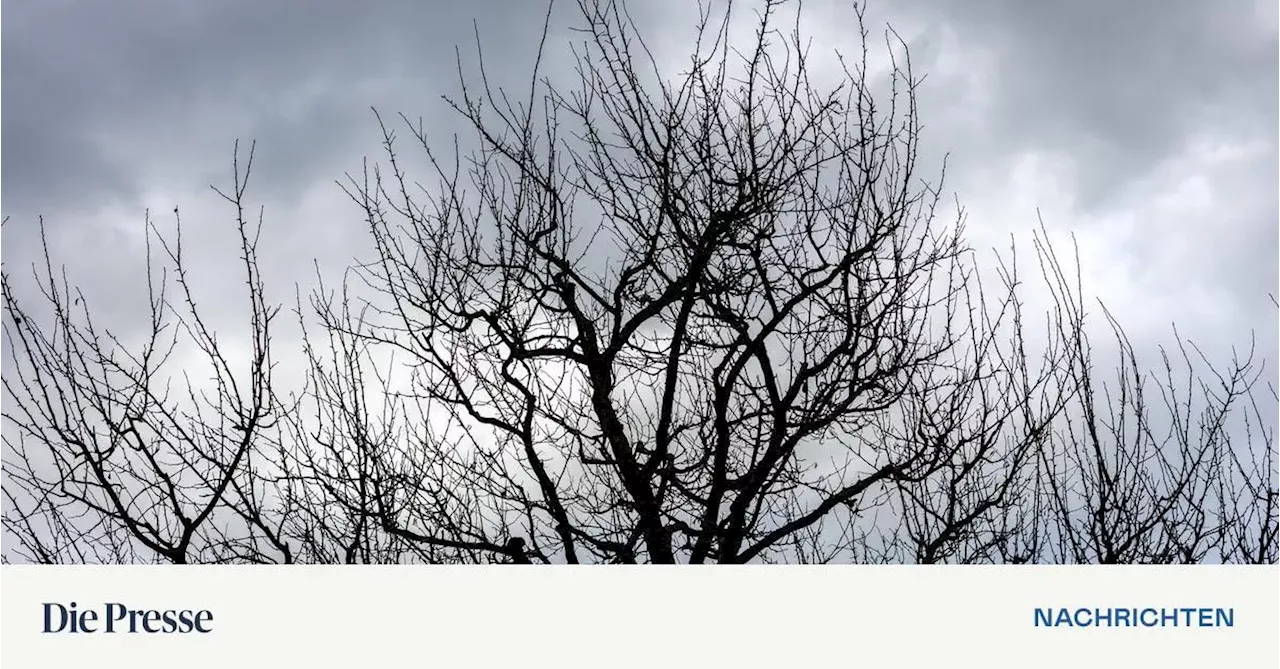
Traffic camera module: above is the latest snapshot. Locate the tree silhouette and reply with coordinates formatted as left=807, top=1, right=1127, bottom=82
left=3, top=0, right=1275, bottom=565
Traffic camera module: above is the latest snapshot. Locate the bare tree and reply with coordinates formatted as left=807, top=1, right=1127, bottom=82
left=3, top=0, right=1274, bottom=565
left=1215, top=296, right=1280, bottom=564
left=314, top=0, right=1054, bottom=565
left=2, top=143, right=294, bottom=563
left=1021, top=233, right=1278, bottom=564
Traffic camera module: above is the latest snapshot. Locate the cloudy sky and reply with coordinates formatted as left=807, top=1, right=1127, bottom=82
left=3, top=0, right=1276, bottom=392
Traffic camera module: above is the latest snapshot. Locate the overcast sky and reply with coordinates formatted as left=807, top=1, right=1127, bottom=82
left=3, top=0, right=1276, bottom=391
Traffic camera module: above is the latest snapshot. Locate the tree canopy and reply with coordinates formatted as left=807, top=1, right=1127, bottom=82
left=3, top=0, right=1275, bottom=565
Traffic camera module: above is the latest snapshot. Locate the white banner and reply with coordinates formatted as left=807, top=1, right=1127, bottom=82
left=2, top=565, right=1276, bottom=667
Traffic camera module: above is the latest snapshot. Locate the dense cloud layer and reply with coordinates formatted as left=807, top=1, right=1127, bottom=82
left=2, top=0, right=1280, bottom=565
left=3, top=0, right=1276, bottom=392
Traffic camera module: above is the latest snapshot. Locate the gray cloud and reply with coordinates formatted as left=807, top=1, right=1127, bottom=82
left=2, top=0, right=579, bottom=218
left=1, top=0, right=1274, bottom=569
left=895, top=0, right=1276, bottom=203
left=2, top=0, right=1274, bottom=380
